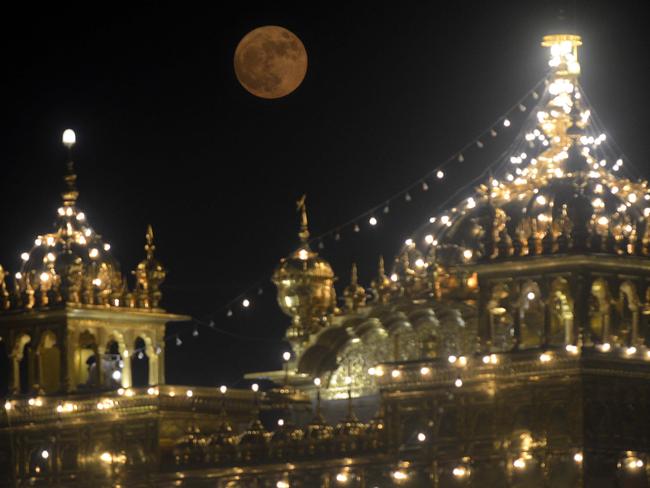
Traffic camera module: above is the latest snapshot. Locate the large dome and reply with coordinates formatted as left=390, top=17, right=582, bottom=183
left=394, top=35, right=650, bottom=274
left=7, top=130, right=166, bottom=311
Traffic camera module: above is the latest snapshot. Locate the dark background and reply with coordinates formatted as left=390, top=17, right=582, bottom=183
left=0, top=1, right=648, bottom=388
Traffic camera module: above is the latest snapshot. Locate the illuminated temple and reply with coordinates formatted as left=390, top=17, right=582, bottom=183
left=2, top=34, right=650, bottom=487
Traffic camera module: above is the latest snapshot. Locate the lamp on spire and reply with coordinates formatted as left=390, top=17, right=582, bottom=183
left=62, top=129, right=76, bottom=148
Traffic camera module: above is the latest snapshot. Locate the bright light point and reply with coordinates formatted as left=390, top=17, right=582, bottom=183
left=374, top=367, right=384, bottom=377
left=100, top=452, right=112, bottom=463
left=448, top=355, right=457, bottom=364
left=513, top=458, right=526, bottom=469
left=41, top=450, right=49, bottom=460
left=104, top=243, right=111, bottom=251
left=21, top=252, right=29, bottom=261
left=186, top=389, right=193, bottom=397
left=147, top=387, right=156, bottom=395
left=276, top=482, right=290, bottom=488
left=453, top=466, right=469, bottom=478
left=283, top=351, right=291, bottom=361
left=92, top=278, right=102, bottom=287
left=599, top=343, right=611, bottom=352
left=344, top=375, right=352, bottom=385
left=277, top=418, right=285, bottom=426
left=335, top=472, right=348, bottom=483
left=297, top=248, right=309, bottom=260
left=574, top=453, right=583, bottom=463
left=313, top=377, right=321, bottom=386
left=417, top=432, right=426, bottom=442
left=482, top=355, right=490, bottom=364
left=369, top=216, right=377, bottom=226
left=597, top=216, right=609, bottom=226
left=368, top=367, right=376, bottom=376
left=15, top=272, right=22, bottom=280
left=463, top=249, right=472, bottom=260
left=420, top=366, right=430, bottom=375
left=527, top=292, right=536, bottom=300
left=566, top=344, right=579, bottom=354
left=251, top=383, right=259, bottom=392
left=392, top=470, right=408, bottom=481
left=440, top=215, right=450, bottom=225
left=404, top=238, right=413, bottom=246
left=62, top=129, right=76, bottom=147
left=89, top=248, right=99, bottom=258
left=390, top=273, right=399, bottom=282
left=425, top=234, right=434, bottom=245
left=219, top=385, right=227, bottom=394
left=454, top=377, right=463, bottom=388
left=626, top=346, right=637, bottom=355
left=414, top=258, right=425, bottom=268
left=40, top=272, right=50, bottom=283
left=457, top=356, right=467, bottom=366
left=503, top=118, right=511, bottom=127
left=539, top=352, right=552, bottom=363
left=65, top=207, right=73, bottom=216
left=76, top=212, right=85, bottom=221
left=111, top=370, right=121, bottom=381
left=466, top=197, right=476, bottom=209
left=4, top=401, right=12, bottom=411
left=57, top=207, right=65, bottom=216
left=391, top=369, right=401, bottom=378
left=436, top=170, right=444, bottom=179
left=535, top=195, right=547, bottom=205
left=242, top=299, right=250, bottom=308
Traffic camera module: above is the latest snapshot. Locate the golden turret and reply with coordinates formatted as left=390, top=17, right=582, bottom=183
left=343, top=263, right=366, bottom=311
left=134, top=225, right=167, bottom=309
left=370, top=255, right=393, bottom=304
left=272, top=196, right=337, bottom=354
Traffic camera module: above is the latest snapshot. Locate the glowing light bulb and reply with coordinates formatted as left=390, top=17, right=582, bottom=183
left=448, top=355, right=457, bottom=364
left=417, top=432, right=426, bottom=442
left=599, top=343, right=611, bottom=352
left=369, top=216, right=377, bottom=226
left=626, top=346, right=637, bottom=355
left=535, top=195, right=547, bottom=205
left=104, top=243, right=111, bottom=251
left=15, top=272, right=22, bottom=280
left=565, top=344, right=579, bottom=354
left=41, top=450, right=50, bottom=460
left=335, top=472, right=348, bottom=483
left=574, top=453, right=583, bottom=463
left=463, top=249, right=473, bottom=260
left=539, top=352, right=552, bottom=362
left=503, top=118, right=511, bottom=127
left=313, top=377, right=321, bottom=386
left=40, top=272, right=50, bottom=283
left=454, top=377, right=463, bottom=388
left=414, top=258, right=425, bottom=268
left=112, top=370, right=121, bottom=381
left=527, top=292, right=536, bottom=300
left=420, top=366, right=430, bottom=375
left=62, top=129, right=76, bottom=147
left=436, top=170, right=444, bottom=179
left=297, top=248, right=309, bottom=260
left=89, top=248, right=99, bottom=258
left=186, top=389, right=193, bottom=397
left=391, top=369, right=401, bottom=378
left=453, top=466, right=469, bottom=478
left=390, top=273, right=399, bottom=282
left=242, top=298, right=250, bottom=308
left=251, top=383, right=259, bottom=392
left=21, top=252, right=29, bottom=261
left=404, top=238, right=413, bottom=246
left=92, top=278, right=102, bottom=287
left=513, top=458, right=526, bottom=469
left=283, top=351, right=291, bottom=361
left=425, top=234, right=434, bottom=245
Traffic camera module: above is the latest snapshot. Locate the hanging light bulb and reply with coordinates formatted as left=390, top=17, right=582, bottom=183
left=353, top=223, right=360, bottom=232
left=421, top=181, right=429, bottom=191
left=242, top=298, right=250, bottom=308
left=404, top=192, right=412, bottom=202
left=383, top=204, right=390, bottom=214
left=176, top=337, right=182, bottom=346
left=436, top=170, right=444, bottom=179
left=226, top=309, right=233, bottom=317
left=503, top=118, right=511, bottom=127
left=490, top=128, right=497, bottom=137
left=476, top=140, right=484, bottom=148
left=368, top=216, right=378, bottom=226
left=519, top=104, right=526, bottom=111
left=192, top=328, right=199, bottom=337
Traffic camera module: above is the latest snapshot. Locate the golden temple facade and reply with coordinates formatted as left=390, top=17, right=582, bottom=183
left=3, top=34, right=650, bottom=487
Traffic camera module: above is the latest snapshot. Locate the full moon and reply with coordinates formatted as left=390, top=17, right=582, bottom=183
left=234, top=26, right=308, bottom=99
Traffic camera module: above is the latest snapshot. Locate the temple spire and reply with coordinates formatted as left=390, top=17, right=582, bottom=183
left=61, top=129, right=79, bottom=206
left=145, top=224, right=156, bottom=260
left=296, top=194, right=310, bottom=244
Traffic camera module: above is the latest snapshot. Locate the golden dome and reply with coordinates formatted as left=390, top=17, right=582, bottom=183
left=273, top=195, right=337, bottom=341
left=395, top=34, right=650, bottom=273
left=8, top=131, right=165, bottom=311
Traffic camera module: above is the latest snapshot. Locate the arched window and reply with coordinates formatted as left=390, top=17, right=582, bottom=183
left=589, top=279, right=611, bottom=343
left=38, top=331, right=61, bottom=394
left=519, top=281, right=544, bottom=348
left=14, top=334, right=33, bottom=394
left=488, top=284, right=514, bottom=351
left=617, top=281, right=639, bottom=346
left=77, top=331, right=99, bottom=388
left=131, top=337, right=149, bottom=388
left=549, top=278, right=574, bottom=345
left=104, top=339, right=123, bottom=388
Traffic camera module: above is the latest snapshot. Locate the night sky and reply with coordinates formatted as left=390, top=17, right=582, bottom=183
left=1, top=1, right=648, bottom=389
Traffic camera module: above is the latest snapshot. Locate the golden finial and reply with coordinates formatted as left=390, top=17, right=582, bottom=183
left=343, top=262, right=366, bottom=311
left=296, top=194, right=310, bottom=244
left=61, top=129, right=79, bottom=206
left=145, top=224, right=156, bottom=259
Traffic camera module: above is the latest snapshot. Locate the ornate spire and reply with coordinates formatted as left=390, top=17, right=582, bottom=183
left=61, top=129, right=79, bottom=207
left=134, top=225, right=166, bottom=309
left=343, top=263, right=366, bottom=311
left=296, top=194, right=310, bottom=244
left=145, top=225, right=156, bottom=259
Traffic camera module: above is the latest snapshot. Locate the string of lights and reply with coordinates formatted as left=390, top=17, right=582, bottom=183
left=122, top=74, right=638, bottom=357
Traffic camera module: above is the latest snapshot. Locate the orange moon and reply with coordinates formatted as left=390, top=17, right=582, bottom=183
left=234, top=26, right=308, bottom=99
